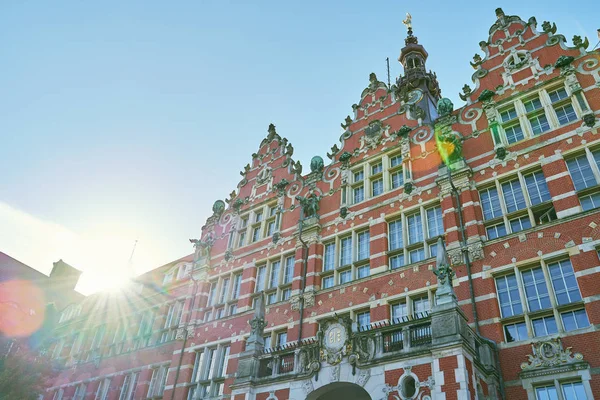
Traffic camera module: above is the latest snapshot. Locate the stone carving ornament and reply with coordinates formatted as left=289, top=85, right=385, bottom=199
left=297, top=193, right=321, bottom=219
left=383, top=366, right=434, bottom=400
left=520, top=338, right=584, bottom=371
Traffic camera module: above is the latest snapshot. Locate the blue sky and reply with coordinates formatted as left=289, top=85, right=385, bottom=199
left=1, top=1, right=597, bottom=293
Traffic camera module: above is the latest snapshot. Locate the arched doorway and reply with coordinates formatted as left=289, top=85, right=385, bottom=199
left=306, top=382, right=371, bottom=400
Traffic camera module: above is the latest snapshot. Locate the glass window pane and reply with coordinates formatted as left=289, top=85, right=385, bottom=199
left=549, top=260, right=581, bottom=305
left=501, top=108, right=517, bottom=122
left=391, top=171, right=404, bottom=189
left=390, top=254, right=404, bottom=270
left=389, top=220, right=403, bottom=250
left=353, top=186, right=364, bottom=203
left=555, top=104, right=577, bottom=125
left=407, top=213, right=423, bottom=244
left=521, top=268, right=551, bottom=312
left=496, top=274, right=523, bottom=317
left=390, top=155, right=402, bottom=167
left=324, top=243, right=335, bottom=271
left=561, top=309, right=590, bottom=331
left=536, top=385, right=559, bottom=400
left=486, top=223, right=507, bottom=240
left=549, top=88, right=569, bottom=103
left=561, top=382, right=586, bottom=400
left=322, top=275, right=334, bottom=289
left=426, top=207, right=443, bottom=238
left=340, top=237, right=352, bottom=266
left=567, top=156, right=596, bottom=191
left=357, top=265, right=370, bottom=279
left=409, top=248, right=425, bottom=263
left=372, top=179, right=384, bottom=196
left=505, top=124, right=524, bottom=144
left=525, top=171, right=551, bottom=205
left=283, top=256, right=294, bottom=284
left=530, top=114, right=550, bottom=135
left=269, top=261, right=280, bottom=288
left=502, top=179, right=526, bottom=213
left=340, top=270, right=352, bottom=284
left=510, top=216, right=532, bottom=233
left=480, top=188, right=503, bottom=220
left=532, top=316, right=557, bottom=337
left=357, top=231, right=370, bottom=260
left=580, top=193, right=600, bottom=211
left=392, top=303, right=408, bottom=321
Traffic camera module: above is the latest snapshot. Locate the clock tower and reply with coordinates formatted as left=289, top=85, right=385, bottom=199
left=394, top=14, right=441, bottom=124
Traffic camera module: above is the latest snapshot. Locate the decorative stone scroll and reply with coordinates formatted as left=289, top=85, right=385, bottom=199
left=521, top=338, right=584, bottom=371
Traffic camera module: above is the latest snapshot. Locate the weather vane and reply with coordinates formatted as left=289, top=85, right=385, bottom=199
left=402, top=13, right=412, bottom=33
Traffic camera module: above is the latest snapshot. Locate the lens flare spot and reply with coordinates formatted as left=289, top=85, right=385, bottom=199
left=0, top=280, right=46, bottom=337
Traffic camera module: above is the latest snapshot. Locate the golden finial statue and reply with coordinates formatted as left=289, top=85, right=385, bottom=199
left=402, top=13, right=412, bottom=31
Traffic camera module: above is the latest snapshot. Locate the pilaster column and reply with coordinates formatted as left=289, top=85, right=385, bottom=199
left=369, top=216, right=388, bottom=275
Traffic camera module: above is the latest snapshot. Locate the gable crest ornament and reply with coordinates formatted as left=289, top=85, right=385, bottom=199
left=520, top=338, right=587, bottom=378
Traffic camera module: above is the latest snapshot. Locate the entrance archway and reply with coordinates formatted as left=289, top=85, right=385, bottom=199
left=306, top=382, right=372, bottom=400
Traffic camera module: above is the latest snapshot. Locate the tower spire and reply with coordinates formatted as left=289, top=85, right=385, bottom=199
left=395, top=12, right=441, bottom=123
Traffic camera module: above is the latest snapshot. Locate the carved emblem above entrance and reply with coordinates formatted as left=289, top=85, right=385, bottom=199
left=319, top=317, right=352, bottom=365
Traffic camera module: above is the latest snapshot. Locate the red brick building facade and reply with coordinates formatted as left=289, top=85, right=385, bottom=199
left=44, top=8, right=600, bottom=400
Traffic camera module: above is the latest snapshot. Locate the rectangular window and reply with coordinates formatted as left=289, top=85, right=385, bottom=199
left=480, top=187, right=503, bottom=220
left=521, top=268, right=551, bottom=312
left=277, top=332, right=287, bottom=346
left=486, top=223, right=507, bottom=240
left=119, top=373, right=138, bottom=400
left=535, top=385, right=557, bottom=400
left=356, top=311, right=370, bottom=330
left=228, top=304, right=237, bottom=316
left=74, top=384, right=88, bottom=400
left=267, top=292, right=277, bottom=305
left=504, top=321, right=528, bottom=342
left=371, top=162, right=383, bottom=175
left=524, top=97, right=543, bottom=113
left=505, top=124, right=525, bottom=144
left=525, top=171, right=551, bottom=205
left=324, top=243, right=335, bottom=271
left=549, top=87, right=569, bottom=103
left=339, top=270, right=352, bottom=284
left=532, top=316, right=558, bottom=337
left=255, top=266, right=266, bottom=292
left=567, top=155, right=596, bottom=191
left=357, top=231, right=370, bottom=260
left=232, top=274, right=242, bottom=299
left=426, top=207, right=443, bottom=238
left=389, top=220, right=403, bottom=250
left=282, top=288, right=291, bottom=301
left=561, top=382, right=587, bottom=400
left=496, top=274, right=523, bottom=317
left=500, top=108, right=518, bottom=122
left=322, top=275, right=334, bottom=289
left=581, top=193, right=600, bottom=211
left=255, top=212, right=263, bottom=223
left=214, top=346, right=230, bottom=378
left=340, top=237, right=352, bottom=266
left=390, top=254, right=405, bottom=270
left=215, top=308, right=224, bottom=319
left=267, top=220, right=276, bottom=236
left=353, top=186, right=365, bottom=203
left=372, top=179, right=384, bottom=196
left=283, top=256, right=294, bottom=284
left=555, top=104, right=577, bottom=125
left=390, top=155, right=402, bottom=168
left=409, top=248, right=425, bottom=263
left=269, top=261, right=280, bottom=288
left=252, top=227, right=261, bottom=242
left=264, top=336, right=272, bottom=350
left=357, top=265, right=370, bottom=279
left=238, top=231, right=246, bottom=247
left=391, top=171, right=404, bottom=189
left=561, top=309, right=590, bottom=332
left=413, top=297, right=430, bottom=316
left=510, top=216, right=532, bottom=233
left=529, top=114, right=550, bottom=135
left=219, top=278, right=230, bottom=304
left=95, top=378, right=111, bottom=400
left=407, top=213, right=423, bottom=244
left=502, top=179, right=526, bottom=213
left=391, top=303, right=408, bottom=321
left=354, top=171, right=364, bottom=182
left=53, top=389, right=64, bottom=400
left=548, top=260, right=582, bottom=305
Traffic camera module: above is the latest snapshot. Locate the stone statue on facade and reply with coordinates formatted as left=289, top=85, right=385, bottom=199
left=432, top=238, right=457, bottom=305
left=297, top=193, right=321, bottom=219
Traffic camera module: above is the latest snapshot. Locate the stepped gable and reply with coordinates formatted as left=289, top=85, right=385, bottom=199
left=197, top=123, right=301, bottom=260
left=466, top=8, right=587, bottom=103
